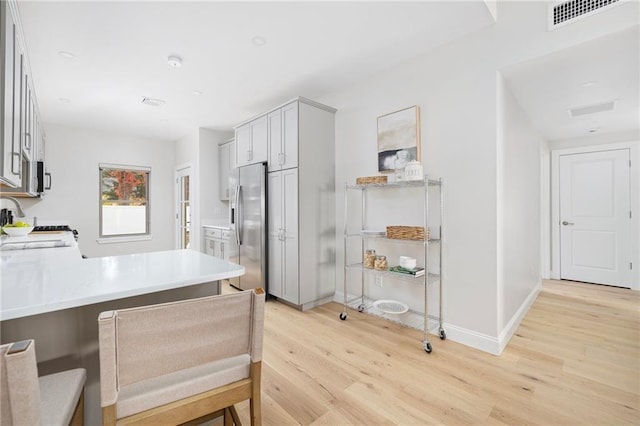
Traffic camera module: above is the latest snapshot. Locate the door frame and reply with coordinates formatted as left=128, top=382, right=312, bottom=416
left=174, top=162, right=195, bottom=250
left=549, top=141, right=639, bottom=290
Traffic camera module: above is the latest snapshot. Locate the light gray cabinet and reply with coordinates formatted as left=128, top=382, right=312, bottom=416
left=235, top=115, right=267, bottom=168
left=203, top=227, right=233, bottom=261
left=1, top=2, right=21, bottom=188
left=263, top=98, right=336, bottom=309
left=268, top=168, right=299, bottom=303
left=218, top=139, right=235, bottom=201
left=0, top=0, right=45, bottom=196
left=267, top=102, right=298, bottom=172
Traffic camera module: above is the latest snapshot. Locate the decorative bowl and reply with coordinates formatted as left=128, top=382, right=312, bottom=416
left=2, top=226, right=34, bottom=237
left=399, top=256, right=417, bottom=269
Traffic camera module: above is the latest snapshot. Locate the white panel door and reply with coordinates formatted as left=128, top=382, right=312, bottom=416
left=282, top=168, right=299, bottom=304
left=281, top=102, right=298, bottom=170
left=559, top=149, right=631, bottom=287
left=235, top=123, right=251, bottom=168
left=267, top=109, right=281, bottom=172
left=267, top=172, right=283, bottom=298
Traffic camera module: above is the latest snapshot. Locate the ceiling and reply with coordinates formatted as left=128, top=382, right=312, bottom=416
left=16, top=1, right=496, bottom=142
left=501, top=26, right=639, bottom=142
left=16, top=1, right=640, bottom=144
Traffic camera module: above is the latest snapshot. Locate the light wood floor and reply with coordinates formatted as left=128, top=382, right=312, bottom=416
left=223, top=280, right=639, bottom=425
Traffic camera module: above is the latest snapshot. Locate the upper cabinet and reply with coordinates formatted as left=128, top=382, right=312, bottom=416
left=218, top=138, right=235, bottom=201
left=235, top=115, right=267, bottom=168
left=0, top=0, right=47, bottom=197
left=1, top=2, right=21, bottom=188
left=268, top=101, right=298, bottom=172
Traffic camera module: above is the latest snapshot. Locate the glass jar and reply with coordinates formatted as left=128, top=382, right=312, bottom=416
left=364, top=249, right=376, bottom=269
left=394, top=150, right=409, bottom=181
left=374, top=255, right=388, bottom=271
left=404, top=160, right=423, bottom=181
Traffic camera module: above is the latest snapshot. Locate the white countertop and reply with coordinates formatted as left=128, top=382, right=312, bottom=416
left=0, top=245, right=244, bottom=321
left=202, top=219, right=231, bottom=230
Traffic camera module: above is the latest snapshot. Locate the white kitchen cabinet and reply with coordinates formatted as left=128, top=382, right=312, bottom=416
left=218, top=138, right=235, bottom=201
left=235, top=115, right=267, bottom=168
left=268, top=168, right=299, bottom=304
left=268, top=101, right=298, bottom=172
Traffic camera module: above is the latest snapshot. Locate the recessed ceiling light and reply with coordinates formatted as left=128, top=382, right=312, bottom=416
left=167, top=55, right=182, bottom=68
left=192, top=90, right=203, bottom=96
left=252, top=36, right=267, bottom=47
left=580, top=81, right=598, bottom=88
left=58, top=51, right=75, bottom=59
left=58, top=97, right=71, bottom=103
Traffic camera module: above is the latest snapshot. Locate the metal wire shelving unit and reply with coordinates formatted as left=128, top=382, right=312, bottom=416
left=339, top=176, right=444, bottom=353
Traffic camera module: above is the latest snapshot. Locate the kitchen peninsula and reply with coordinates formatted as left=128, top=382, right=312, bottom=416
left=0, top=235, right=244, bottom=422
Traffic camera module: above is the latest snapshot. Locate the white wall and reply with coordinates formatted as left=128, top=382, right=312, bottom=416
left=19, top=123, right=175, bottom=258
left=497, top=73, right=544, bottom=350
left=174, top=128, right=232, bottom=252
left=319, top=0, right=638, bottom=353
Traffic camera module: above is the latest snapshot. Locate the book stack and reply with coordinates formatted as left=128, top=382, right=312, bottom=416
left=389, top=265, right=425, bottom=277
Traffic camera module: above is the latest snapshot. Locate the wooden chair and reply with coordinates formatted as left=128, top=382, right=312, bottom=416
left=0, top=339, right=86, bottom=425
left=98, top=288, right=265, bottom=425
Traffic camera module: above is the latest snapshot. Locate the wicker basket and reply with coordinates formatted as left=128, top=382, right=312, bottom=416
left=356, top=175, right=388, bottom=185
left=386, top=226, right=430, bottom=241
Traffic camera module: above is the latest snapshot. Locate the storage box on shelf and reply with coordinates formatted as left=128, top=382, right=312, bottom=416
left=340, top=175, right=445, bottom=353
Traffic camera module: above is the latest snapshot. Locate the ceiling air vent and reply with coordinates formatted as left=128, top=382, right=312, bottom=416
left=549, top=0, right=623, bottom=30
left=139, top=96, right=165, bottom=107
left=568, top=100, right=616, bottom=118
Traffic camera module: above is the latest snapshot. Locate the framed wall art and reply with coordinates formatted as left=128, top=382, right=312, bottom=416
left=377, top=105, right=421, bottom=173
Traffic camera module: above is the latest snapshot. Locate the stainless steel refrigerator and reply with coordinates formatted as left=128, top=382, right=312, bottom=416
left=229, top=162, right=267, bottom=291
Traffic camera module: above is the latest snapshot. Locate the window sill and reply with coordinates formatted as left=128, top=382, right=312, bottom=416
left=97, top=235, right=152, bottom=244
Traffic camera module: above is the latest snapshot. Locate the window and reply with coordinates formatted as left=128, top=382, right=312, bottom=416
left=99, top=164, right=150, bottom=238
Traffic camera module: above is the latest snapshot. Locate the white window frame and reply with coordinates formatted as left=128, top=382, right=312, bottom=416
left=98, top=163, right=151, bottom=243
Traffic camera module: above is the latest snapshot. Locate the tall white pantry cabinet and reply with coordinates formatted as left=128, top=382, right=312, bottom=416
left=237, top=97, right=336, bottom=309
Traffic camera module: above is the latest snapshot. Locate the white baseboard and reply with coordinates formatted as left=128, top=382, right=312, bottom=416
left=334, top=283, right=541, bottom=356
left=497, top=281, right=542, bottom=354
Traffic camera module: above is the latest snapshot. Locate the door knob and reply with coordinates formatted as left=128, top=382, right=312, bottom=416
left=562, top=221, right=574, bottom=226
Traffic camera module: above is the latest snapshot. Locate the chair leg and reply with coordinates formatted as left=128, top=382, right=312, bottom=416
left=224, top=407, right=233, bottom=426
left=229, top=405, right=242, bottom=426
left=70, top=391, right=84, bottom=426
left=249, top=362, right=262, bottom=426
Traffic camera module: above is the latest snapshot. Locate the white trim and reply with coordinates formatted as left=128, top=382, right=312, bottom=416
left=550, top=141, right=639, bottom=290
left=497, top=281, right=541, bottom=354
left=174, top=162, right=194, bottom=250
left=97, top=235, right=152, bottom=244
left=99, top=163, right=151, bottom=172
left=333, top=290, right=502, bottom=355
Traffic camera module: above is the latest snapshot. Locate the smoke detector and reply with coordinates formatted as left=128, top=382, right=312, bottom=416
left=167, top=55, right=182, bottom=68
left=140, top=96, right=165, bottom=107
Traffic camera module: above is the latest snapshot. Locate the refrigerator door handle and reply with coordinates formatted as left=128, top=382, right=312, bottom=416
left=236, top=185, right=243, bottom=246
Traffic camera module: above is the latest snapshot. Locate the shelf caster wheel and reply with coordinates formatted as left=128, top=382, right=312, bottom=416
left=339, top=312, right=347, bottom=321
left=439, top=329, right=446, bottom=340
left=423, top=341, right=432, bottom=353
left=357, top=304, right=365, bottom=313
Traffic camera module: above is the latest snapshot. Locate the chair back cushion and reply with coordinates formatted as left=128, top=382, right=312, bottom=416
left=0, top=340, right=41, bottom=425
left=101, top=290, right=260, bottom=390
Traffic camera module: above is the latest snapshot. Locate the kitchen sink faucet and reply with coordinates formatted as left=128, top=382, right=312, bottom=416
left=0, top=196, right=26, bottom=217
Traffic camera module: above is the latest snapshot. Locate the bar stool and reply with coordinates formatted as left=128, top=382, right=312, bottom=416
left=0, top=339, right=86, bottom=425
